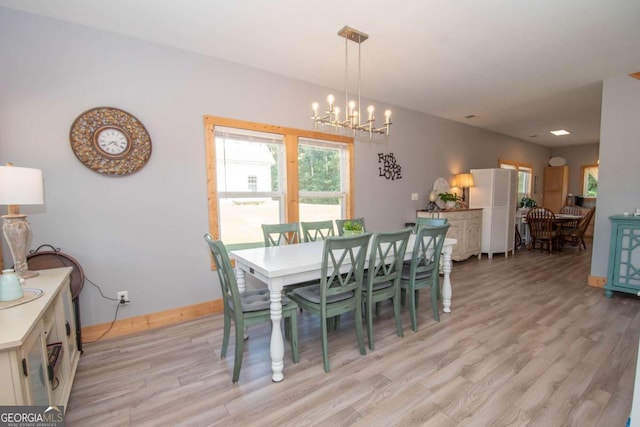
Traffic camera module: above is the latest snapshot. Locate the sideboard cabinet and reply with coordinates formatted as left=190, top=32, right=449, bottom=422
left=605, top=215, right=640, bottom=298
left=0, top=267, right=79, bottom=408
left=417, top=209, right=482, bottom=261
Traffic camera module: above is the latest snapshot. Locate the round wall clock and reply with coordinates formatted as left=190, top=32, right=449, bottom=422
left=69, top=107, right=152, bottom=176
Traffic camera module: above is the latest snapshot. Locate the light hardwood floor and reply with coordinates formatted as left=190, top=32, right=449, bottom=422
left=66, top=244, right=640, bottom=426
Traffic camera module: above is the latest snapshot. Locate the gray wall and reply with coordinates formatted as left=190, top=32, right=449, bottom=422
left=1, top=8, right=552, bottom=326
left=590, top=75, right=640, bottom=279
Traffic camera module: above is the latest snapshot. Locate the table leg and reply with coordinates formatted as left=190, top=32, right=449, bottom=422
left=269, top=287, right=285, bottom=382
left=441, top=249, right=453, bottom=313
left=235, top=267, right=246, bottom=293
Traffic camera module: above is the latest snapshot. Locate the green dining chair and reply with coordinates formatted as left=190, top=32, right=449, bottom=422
left=362, top=228, right=412, bottom=350
left=300, top=220, right=335, bottom=242
left=261, top=222, right=300, bottom=247
left=400, top=224, right=449, bottom=331
left=204, top=234, right=299, bottom=383
left=414, top=217, right=448, bottom=232
left=289, top=233, right=371, bottom=372
left=335, top=218, right=366, bottom=236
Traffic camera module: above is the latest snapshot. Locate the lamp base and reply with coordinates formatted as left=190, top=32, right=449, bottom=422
left=2, top=214, right=38, bottom=280
left=19, top=270, right=39, bottom=279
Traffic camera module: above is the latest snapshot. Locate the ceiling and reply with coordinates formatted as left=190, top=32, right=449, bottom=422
left=2, top=0, right=639, bottom=147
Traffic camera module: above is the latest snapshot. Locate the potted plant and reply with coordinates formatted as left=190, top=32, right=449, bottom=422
left=438, top=192, right=460, bottom=209
left=342, top=220, right=364, bottom=236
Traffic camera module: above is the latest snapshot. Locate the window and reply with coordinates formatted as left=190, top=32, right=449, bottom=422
left=499, top=159, right=533, bottom=202
left=247, top=175, right=257, bottom=192
left=204, top=116, right=354, bottom=250
left=581, top=164, right=598, bottom=199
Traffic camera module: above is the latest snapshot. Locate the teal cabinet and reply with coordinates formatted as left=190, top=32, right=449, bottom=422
left=605, top=215, right=640, bottom=297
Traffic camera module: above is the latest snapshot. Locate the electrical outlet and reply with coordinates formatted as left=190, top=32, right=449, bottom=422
left=411, top=193, right=419, bottom=201
left=117, top=291, right=129, bottom=305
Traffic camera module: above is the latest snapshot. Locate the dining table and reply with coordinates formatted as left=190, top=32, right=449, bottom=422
left=230, top=233, right=457, bottom=382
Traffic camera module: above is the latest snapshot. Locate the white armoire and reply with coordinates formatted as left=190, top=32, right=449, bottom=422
left=469, top=168, right=517, bottom=258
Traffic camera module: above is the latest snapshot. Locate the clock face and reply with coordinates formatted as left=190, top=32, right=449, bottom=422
left=95, top=127, right=131, bottom=158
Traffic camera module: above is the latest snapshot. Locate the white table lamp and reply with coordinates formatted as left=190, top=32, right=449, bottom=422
left=0, top=163, right=44, bottom=279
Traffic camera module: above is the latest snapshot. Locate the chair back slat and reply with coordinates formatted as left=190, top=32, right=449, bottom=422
left=321, top=233, right=370, bottom=300
left=526, top=207, right=556, bottom=239
left=415, top=217, right=448, bottom=233
left=409, top=224, right=450, bottom=278
left=367, top=229, right=412, bottom=290
left=262, top=222, right=300, bottom=247
left=204, top=234, right=241, bottom=315
left=301, top=220, right=335, bottom=242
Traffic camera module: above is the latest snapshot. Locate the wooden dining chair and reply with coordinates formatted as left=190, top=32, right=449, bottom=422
left=300, top=220, right=335, bottom=242
left=400, top=224, right=449, bottom=330
left=560, top=207, right=595, bottom=250
left=362, top=228, right=412, bottom=350
left=526, top=207, right=557, bottom=253
left=335, top=218, right=366, bottom=236
left=289, top=233, right=371, bottom=372
left=261, top=222, right=300, bottom=247
left=558, top=205, right=582, bottom=230
left=204, top=234, right=299, bottom=383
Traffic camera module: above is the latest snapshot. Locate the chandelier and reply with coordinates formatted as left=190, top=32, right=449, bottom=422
left=311, top=26, right=392, bottom=139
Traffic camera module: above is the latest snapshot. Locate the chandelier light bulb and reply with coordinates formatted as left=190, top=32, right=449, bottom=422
left=348, top=100, right=356, bottom=113
left=327, top=94, right=335, bottom=108
left=312, top=102, right=319, bottom=114
left=367, top=105, right=375, bottom=121
left=385, top=109, right=392, bottom=122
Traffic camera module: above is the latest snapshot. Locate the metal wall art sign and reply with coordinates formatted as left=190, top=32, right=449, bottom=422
left=378, top=153, right=402, bottom=180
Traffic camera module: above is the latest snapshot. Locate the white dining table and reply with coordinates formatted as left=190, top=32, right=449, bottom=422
left=230, top=234, right=457, bottom=382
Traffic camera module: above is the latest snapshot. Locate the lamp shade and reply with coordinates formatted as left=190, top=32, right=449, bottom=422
left=0, top=166, right=44, bottom=205
left=455, top=173, right=475, bottom=188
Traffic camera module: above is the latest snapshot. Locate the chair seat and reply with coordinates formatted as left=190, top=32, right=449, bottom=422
left=230, top=288, right=293, bottom=312
left=292, top=284, right=354, bottom=304
left=400, top=264, right=434, bottom=281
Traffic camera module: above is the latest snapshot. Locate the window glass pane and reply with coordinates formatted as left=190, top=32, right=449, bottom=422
left=298, top=138, right=347, bottom=222
left=299, top=197, right=343, bottom=222
left=215, top=127, right=284, bottom=247
left=298, top=140, right=344, bottom=192
left=218, top=197, right=281, bottom=247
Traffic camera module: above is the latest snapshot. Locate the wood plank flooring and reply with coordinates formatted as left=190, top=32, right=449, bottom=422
left=65, top=244, right=640, bottom=426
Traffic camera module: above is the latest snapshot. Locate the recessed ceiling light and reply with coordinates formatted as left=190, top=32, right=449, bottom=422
left=550, top=129, right=570, bottom=136
left=529, top=134, right=538, bottom=138
left=464, top=114, right=476, bottom=119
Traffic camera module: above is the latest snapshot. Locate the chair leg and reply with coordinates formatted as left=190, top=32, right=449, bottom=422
left=431, top=283, right=440, bottom=322
left=221, top=311, right=231, bottom=358
left=232, top=321, right=245, bottom=383
left=321, top=314, right=330, bottom=373
left=393, top=291, right=403, bottom=338
left=409, top=287, right=418, bottom=332
left=366, top=297, right=375, bottom=350
left=354, top=302, right=366, bottom=356
left=288, top=310, right=300, bottom=363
